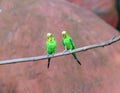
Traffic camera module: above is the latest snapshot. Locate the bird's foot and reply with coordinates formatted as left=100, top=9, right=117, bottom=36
left=47, top=54, right=50, bottom=57
left=69, top=50, right=72, bottom=53
left=51, top=53, right=54, bottom=57
left=62, top=49, right=68, bottom=54
left=47, top=54, right=54, bottom=57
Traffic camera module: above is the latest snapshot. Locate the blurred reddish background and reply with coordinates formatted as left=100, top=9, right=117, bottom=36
left=65, top=0, right=118, bottom=28
left=0, top=0, right=119, bottom=93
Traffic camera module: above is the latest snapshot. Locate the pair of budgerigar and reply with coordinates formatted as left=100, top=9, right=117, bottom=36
left=46, top=31, right=81, bottom=69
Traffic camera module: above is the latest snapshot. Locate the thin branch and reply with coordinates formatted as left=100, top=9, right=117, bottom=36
left=0, top=35, right=120, bottom=65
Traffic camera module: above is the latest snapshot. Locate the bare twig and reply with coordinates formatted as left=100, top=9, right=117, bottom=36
left=0, top=36, right=120, bottom=65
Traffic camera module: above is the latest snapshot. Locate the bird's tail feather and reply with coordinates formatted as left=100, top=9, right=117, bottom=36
left=48, top=58, right=51, bottom=68
left=76, top=59, right=82, bottom=65
left=72, top=53, right=82, bottom=65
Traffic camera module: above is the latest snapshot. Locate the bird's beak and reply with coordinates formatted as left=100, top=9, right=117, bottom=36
left=62, top=34, right=66, bottom=38
left=47, top=37, right=52, bottom=41
left=47, top=37, right=50, bottom=40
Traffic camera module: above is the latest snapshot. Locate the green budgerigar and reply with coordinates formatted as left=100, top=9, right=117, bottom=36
left=46, top=33, right=57, bottom=68
left=62, top=31, right=81, bottom=65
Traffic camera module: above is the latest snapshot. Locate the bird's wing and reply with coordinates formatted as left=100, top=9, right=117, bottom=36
left=69, top=37, right=75, bottom=49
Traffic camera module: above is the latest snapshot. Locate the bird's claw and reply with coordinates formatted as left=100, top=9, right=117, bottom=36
left=47, top=54, right=54, bottom=57
left=69, top=50, right=72, bottom=52
left=62, top=50, right=72, bottom=54
left=51, top=53, right=54, bottom=57
left=47, top=54, right=50, bottom=57
left=62, top=50, right=68, bottom=54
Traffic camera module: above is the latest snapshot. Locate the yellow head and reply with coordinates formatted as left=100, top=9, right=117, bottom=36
left=47, top=33, right=52, bottom=41
left=62, top=31, right=67, bottom=38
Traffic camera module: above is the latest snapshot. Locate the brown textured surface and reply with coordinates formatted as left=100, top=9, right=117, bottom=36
left=65, top=0, right=118, bottom=27
left=0, top=0, right=120, bottom=93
